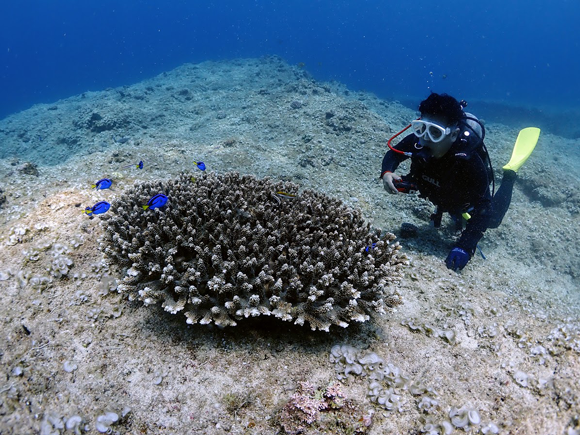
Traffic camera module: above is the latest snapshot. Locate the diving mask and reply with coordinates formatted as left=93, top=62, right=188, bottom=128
left=410, top=119, right=452, bottom=143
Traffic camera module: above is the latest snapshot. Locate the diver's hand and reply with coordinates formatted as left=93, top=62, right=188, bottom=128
left=382, top=172, right=401, bottom=194
left=445, top=247, right=470, bottom=271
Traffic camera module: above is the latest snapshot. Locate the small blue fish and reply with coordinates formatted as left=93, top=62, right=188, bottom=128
left=365, top=243, right=377, bottom=252
left=92, top=178, right=113, bottom=190
left=84, top=201, right=110, bottom=216
left=124, top=160, right=143, bottom=170
left=194, top=161, right=206, bottom=171
left=143, top=193, right=168, bottom=210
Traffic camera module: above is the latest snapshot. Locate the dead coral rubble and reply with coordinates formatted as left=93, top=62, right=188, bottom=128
left=102, top=172, right=406, bottom=331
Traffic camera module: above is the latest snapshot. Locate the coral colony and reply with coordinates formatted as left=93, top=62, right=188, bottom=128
left=101, top=172, right=407, bottom=331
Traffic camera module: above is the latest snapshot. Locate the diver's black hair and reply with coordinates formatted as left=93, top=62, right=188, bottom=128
left=418, top=93, right=464, bottom=125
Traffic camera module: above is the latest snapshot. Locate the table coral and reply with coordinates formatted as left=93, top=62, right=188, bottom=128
left=102, top=172, right=407, bottom=331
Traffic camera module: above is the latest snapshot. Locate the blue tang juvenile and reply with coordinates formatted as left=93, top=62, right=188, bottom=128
left=124, top=160, right=144, bottom=169
left=365, top=243, right=377, bottom=252
left=92, top=178, right=113, bottom=190
left=143, top=193, right=168, bottom=210
left=194, top=161, right=206, bottom=171
left=84, top=201, right=110, bottom=216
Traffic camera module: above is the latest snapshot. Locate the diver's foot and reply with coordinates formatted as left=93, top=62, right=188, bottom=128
left=502, top=168, right=517, bottom=181
left=502, top=127, right=540, bottom=173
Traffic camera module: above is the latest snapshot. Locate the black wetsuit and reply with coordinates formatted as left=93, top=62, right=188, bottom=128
left=381, top=132, right=493, bottom=257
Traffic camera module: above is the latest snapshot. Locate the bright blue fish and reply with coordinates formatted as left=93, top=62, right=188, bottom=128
left=84, top=201, right=110, bottom=216
left=92, top=178, right=113, bottom=190
left=365, top=243, right=377, bottom=252
left=143, top=193, right=168, bottom=210
left=124, top=160, right=144, bottom=169
left=194, top=161, right=206, bottom=171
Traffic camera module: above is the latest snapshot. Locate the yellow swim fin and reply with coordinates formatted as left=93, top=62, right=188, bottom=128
left=502, top=127, right=541, bottom=173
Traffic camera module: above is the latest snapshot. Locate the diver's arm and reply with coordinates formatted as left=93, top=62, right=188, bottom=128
left=446, top=199, right=491, bottom=271
left=380, top=134, right=416, bottom=177
left=454, top=158, right=493, bottom=257
left=455, top=203, right=491, bottom=256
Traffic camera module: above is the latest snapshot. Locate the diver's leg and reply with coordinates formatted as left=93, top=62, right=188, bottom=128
left=489, top=169, right=517, bottom=228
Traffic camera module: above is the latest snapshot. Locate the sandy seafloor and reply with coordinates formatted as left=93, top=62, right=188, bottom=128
left=0, top=56, right=579, bottom=434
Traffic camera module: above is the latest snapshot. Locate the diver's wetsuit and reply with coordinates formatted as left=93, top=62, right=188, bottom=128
left=381, top=133, right=493, bottom=257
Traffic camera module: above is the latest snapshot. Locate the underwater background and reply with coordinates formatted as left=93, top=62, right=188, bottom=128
left=1, top=0, right=580, bottom=136
left=1, top=1, right=580, bottom=434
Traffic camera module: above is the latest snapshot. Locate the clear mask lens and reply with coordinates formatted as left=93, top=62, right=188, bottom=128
left=428, top=125, right=444, bottom=141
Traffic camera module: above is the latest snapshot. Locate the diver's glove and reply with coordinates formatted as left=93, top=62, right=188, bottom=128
left=445, top=247, right=470, bottom=271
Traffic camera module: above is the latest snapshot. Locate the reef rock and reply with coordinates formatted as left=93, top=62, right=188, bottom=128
left=102, top=172, right=407, bottom=331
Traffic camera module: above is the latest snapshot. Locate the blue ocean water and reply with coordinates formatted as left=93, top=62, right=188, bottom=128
left=1, top=0, right=579, bottom=121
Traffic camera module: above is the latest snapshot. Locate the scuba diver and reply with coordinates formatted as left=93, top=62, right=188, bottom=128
left=380, top=93, right=540, bottom=271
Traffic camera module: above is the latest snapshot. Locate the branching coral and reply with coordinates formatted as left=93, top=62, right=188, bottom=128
left=102, top=172, right=407, bottom=331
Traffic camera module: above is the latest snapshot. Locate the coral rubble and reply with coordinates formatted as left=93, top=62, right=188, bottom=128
left=102, top=172, right=407, bottom=331
left=277, top=382, right=370, bottom=434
